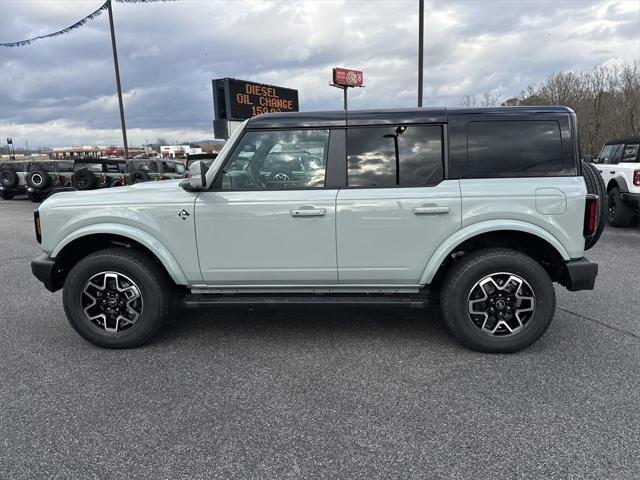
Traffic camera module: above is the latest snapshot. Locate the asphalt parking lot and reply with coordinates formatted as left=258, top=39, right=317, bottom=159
left=1, top=198, right=639, bottom=479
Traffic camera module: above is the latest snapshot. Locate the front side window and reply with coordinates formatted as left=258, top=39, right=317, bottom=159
left=221, top=129, right=329, bottom=190
left=608, top=144, right=624, bottom=164
left=622, top=143, right=639, bottom=162
left=347, top=125, right=444, bottom=187
left=467, top=121, right=564, bottom=176
left=597, top=144, right=617, bottom=164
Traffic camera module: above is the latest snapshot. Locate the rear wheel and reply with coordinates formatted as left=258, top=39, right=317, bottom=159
left=441, top=248, right=555, bottom=353
left=0, top=169, right=19, bottom=189
left=0, top=190, right=15, bottom=200
left=607, top=187, right=633, bottom=227
left=63, top=247, right=171, bottom=348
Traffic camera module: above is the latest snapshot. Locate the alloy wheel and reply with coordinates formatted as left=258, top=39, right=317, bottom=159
left=81, top=271, right=143, bottom=333
left=467, top=272, right=535, bottom=336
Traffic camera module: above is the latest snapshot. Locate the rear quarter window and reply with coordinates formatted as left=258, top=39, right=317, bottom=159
left=466, top=120, right=566, bottom=177
left=622, top=143, right=639, bottom=162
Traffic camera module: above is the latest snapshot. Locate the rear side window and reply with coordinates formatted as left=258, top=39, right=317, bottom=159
left=347, top=125, right=443, bottom=187
left=622, top=143, right=639, bottom=162
left=467, top=121, right=564, bottom=176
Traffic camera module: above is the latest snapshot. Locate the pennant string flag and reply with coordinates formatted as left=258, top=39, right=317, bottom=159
left=0, top=0, right=176, bottom=47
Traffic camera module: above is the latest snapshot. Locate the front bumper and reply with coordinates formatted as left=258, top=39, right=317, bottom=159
left=31, top=253, right=65, bottom=292
left=620, top=192, right=640, bottom=208
left=563, top=258, right=598, bottom=292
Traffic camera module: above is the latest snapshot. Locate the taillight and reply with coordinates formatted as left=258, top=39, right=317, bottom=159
left=119, top=175, right=125, bottom=186
left=634, top=169, right=640, bottom=186
left=101, top=175, right=107, bottom=184
left=583, top=194, right=599, bottom=238
left=34, top=210, right=42, bottom=244
left=159, top=175, right=167, bottom=180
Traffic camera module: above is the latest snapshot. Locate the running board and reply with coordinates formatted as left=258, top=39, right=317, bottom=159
left=181, top=294, right=428, bottom=309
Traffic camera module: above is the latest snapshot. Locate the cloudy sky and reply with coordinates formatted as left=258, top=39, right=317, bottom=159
left=0, top=0, right=638, bottom=147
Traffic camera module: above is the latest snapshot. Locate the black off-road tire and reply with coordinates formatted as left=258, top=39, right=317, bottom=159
left=110, top=178, right=124, bottom=187
left=0, top=169, right=19, bottom=189
left=607, top=187, right=633, bottom=228
left=63, top=247, right=172, bottom=349
left=0, top=190, right=15, bottom=200
left=73, top=169, right=98, bottom=190
left=581, top=160, right=606, bottom=249
left=27, top=190, right=45, bottom=203
left=441, top=248, right=556, bottom=353
left=129, top=170, right=150, bottom=183
left=27, top=168, right=50, bottom=190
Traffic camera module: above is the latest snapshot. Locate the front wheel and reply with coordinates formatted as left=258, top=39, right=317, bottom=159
left=63, top=247, right=171, bottom=348
left=0, top=190, right=15, bottom=200
left=440, top=248, right=555, bottom=353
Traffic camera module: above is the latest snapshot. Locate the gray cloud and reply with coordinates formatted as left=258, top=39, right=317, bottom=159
left=1, top=0, right=638, bottom=146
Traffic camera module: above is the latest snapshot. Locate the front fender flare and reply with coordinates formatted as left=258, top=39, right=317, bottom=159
left=419, top=220, right=571, bottom=285
left=51, top=223, right=189, bottom=285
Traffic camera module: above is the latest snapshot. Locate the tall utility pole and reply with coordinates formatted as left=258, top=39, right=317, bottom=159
left=107, top=1, right=129, bottom=159
left=418, top=0, right=424, bottom=107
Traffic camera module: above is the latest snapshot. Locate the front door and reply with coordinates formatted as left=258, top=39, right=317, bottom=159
left=336, top=124, right=461, bottom=284
left=195, top=128, right=338, bottom=285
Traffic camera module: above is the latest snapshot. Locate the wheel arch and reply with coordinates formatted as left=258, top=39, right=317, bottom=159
left=52, top=225, right=189, bottom=286
left=607, top=177, right=628, bottom=193
left=420, top=221, right=570, bottom=287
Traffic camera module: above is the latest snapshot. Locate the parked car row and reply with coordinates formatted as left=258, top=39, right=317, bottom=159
left=0, top=158, right=187, bottom=202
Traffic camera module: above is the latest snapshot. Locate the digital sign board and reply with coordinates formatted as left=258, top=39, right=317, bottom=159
left=213, top=78, right=299, bottom=122
left=332, top=67, right=364, bottom=87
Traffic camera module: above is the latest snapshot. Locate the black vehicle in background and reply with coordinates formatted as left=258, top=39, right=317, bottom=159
left=70, top=158, right=127, bottom=190
left=26, top=160, right=75, bottom=202
left=0, top=160, right=30, bottom=199
left=125, top=158, right=187, bottom=184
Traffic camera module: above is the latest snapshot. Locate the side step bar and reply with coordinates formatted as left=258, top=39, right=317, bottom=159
left=181, top=294, right=429, bottom=309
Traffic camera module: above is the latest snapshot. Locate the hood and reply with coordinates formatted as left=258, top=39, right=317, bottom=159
left=41, top=179, right=193, bottom=209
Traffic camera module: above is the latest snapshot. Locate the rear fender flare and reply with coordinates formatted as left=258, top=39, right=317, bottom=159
left=419, top=220, right=571, bottom=285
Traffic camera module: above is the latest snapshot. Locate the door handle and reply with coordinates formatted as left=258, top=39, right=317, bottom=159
left=609, top=171, right=615, bottom=174
left=290, top=208, right=326, bottom=217
left=413, top=206, right=450, bottom=215
left=597, top=170, right=602, bottom=173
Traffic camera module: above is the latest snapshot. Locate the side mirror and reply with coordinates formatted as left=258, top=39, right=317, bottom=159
left=583, top=155, right=593, bottom=163
left=186, top=160, right=206, bottom=189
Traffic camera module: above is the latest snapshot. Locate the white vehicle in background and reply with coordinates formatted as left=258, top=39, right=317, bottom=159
left=592, top=136, right=640, bottom=227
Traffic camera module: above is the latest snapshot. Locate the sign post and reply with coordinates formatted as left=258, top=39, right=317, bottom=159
left=6, top=137, right=15, bottom=159
left=330, top=67, right=364, bottom=111
left=213, top=78, right=299, bottom=139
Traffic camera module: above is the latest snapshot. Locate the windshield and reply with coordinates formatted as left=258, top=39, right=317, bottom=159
left=204, top=120, right=246, bottom=185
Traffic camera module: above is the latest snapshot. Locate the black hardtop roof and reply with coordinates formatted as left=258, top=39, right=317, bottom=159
left=246, top=105, right=575, bottom=129
left=604, top=135, right=640, bottom=145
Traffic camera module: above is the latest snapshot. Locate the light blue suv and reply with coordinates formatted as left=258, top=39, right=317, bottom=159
left=31, top=107, right=604, bottom=352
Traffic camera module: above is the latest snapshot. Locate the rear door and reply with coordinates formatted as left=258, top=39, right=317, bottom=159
left=336, top=124, right=461, bottom=284
left=195, top=128, right=340, bottom=285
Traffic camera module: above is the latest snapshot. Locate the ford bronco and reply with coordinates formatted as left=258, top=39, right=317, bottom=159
left=592, top=136, right=640, bottom=227
left=31, top=107, right=602, bottom=352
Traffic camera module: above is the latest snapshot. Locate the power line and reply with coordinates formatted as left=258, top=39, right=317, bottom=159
left=0, top=0, right=176, bottom=48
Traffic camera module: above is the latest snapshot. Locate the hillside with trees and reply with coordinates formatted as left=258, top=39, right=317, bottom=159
left=464, top=61, right=640, bottom=156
